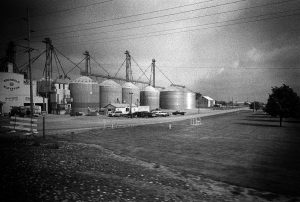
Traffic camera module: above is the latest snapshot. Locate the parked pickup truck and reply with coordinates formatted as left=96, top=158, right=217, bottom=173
left=108, top=111, right=123, bottom=117
left=132, top=111, right=156, bottom=118
left=172, top=111, right=186, bottom=115
left=152, top=111, right=169, bottom=117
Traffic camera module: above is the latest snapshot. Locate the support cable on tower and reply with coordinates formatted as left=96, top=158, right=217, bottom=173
left=136, top=64, right=151, bottom=83
left=53, top=50, right=61, bottom=77
left=54, top=47, right=82, bottom=71
left=131, top=56, right=150, bottom=82
left=156, top=65, right=174, bottom=85
left=114, top=59, right=126, bottom=78
left=90, top=55, right=110, bottom=76
left=65, top=57, right=85, bottom=75
left=18, top=50, right=46, bottom=73
left=52, top=49, right=67, bottom=79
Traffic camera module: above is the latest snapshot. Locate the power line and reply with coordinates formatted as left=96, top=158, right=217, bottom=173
left=2, top=0, right=113, bottom=27
left=156, top=66, right=300, bottom=70
left=55, top=8, right=300, bottom=47
left=18, top=50, right=46, bottom=72
left=34, top=0, right=216, bottom=32
left=31, top=0, right=113, bottom=18
left=32, top=0, right=247, bottom=38
left=47, top=0, right=297, bottom=41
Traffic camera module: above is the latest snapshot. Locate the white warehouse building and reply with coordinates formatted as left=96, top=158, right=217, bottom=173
left=0, top=66, right=47, bottom=114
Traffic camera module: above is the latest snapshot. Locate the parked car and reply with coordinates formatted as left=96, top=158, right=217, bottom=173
left=132, top=111, right=156, bottom=118
left=109, top=111, right=123, bottom=117
left=152, top=111, right=169, bottom=117
left=9, top=106, right=25, bottom=117
left=9, top=106, right=40, bottom=117
left=70, top=111, right=84, bottom=116
left=172, top=111, right=186, bottom=115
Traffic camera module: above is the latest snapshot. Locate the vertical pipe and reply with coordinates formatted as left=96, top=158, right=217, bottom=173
left=152, top=59, right=155, bottom=88
left=84, top=51, right=90, bottom=76
left=125, top=50, right=131, bottom=82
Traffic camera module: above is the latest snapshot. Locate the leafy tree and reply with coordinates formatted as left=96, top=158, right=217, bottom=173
left=249, top=101, right=261, bottom=111
left=216, top=100, right=227, bottom=106
left=265, top=84, right=300, bottom=127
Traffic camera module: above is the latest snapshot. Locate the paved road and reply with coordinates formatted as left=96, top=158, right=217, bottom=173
left=39, top=108, right=248, bottom=134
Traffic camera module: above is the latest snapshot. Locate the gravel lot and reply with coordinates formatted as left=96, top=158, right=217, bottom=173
left=1, top=110, right=300, bottom=201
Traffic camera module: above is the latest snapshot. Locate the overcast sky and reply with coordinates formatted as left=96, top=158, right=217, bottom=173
left=1, top=0, right=300, bottom=102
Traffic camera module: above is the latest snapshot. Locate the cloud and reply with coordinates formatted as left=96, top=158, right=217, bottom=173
left=232, top=60, right=240, bottom=68
left=246, top=48, right=262, bottom=62
left=217, top=67, right=225, bottom=74
left=244, top=42, right=300, bottom=68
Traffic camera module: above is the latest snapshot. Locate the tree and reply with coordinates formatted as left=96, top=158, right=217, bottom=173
left=250, top=101, right=261, bottom=111
left=265, top=84, right=300, bottom=127
left=215, top=100, right=227, bottom=106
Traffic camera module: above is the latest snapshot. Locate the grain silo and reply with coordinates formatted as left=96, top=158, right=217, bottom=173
left=140, top=86, right=160, bottom=110
left=99, top=79, right=122, bottom=108
left=122, top=82, right=140, bottom=106
left=183, top=89, right=196, bottom=109
left=69, top=76, right=99, bottom=114
left=160, top=86, right=184, bottom=110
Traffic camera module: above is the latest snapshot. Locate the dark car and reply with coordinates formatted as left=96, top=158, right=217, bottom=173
left=9, top=106, right=25, bottom=117
left=132, top=111, right=156, bottom=118
left=172, top=111, right=186, bottom=115
left=70, top=111, right=84, bottom=116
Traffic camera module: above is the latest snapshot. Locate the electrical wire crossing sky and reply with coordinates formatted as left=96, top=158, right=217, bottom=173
left=1, top=0, right=300, bottom=102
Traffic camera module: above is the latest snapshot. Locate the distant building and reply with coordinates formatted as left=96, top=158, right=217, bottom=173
left=104, top=103, right=138, bottom=114
left=196, top=95, right=215, bottom=108
left=49, top=81, right=72, bottom=114
left=0, top=64, right=47, bottom=114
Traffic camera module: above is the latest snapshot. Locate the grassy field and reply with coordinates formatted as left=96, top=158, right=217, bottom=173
left=1, top=110, right=300, bottom=201
left=60, top=111, right=300, bottom=195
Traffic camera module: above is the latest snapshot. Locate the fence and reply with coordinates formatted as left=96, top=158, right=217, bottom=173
left=190, top=117, right=202, bottom=126
left=4, top=116, right=38, bottom=133
left=103, top=122, right=137, bottom=129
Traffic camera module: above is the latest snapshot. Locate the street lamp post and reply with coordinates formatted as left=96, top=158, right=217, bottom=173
left=129, top=92, right=133, bottom=118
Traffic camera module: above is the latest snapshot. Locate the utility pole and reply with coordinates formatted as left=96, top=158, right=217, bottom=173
left=152, top=59, right=155, bottom=87
left=26, top=8, right=34, bottom=127
left=84, top=51, right=90, bottom=76
left=129, top=92, right=133, bottom=118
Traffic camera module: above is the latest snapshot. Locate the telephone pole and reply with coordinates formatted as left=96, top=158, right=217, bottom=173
left=26, top=8, right=34, bottom=122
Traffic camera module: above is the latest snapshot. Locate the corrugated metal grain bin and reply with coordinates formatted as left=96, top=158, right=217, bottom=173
left=160, top=86, right=184, bottom=110
left=140, top=86, right=160, bottom=110
left=69, top=76, right=99, bottom=114
left=183, top=90, right=196, bottom=109
left=99, top=79, right=122, bottom=108
left=122, top=82, right=140, bottom=106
